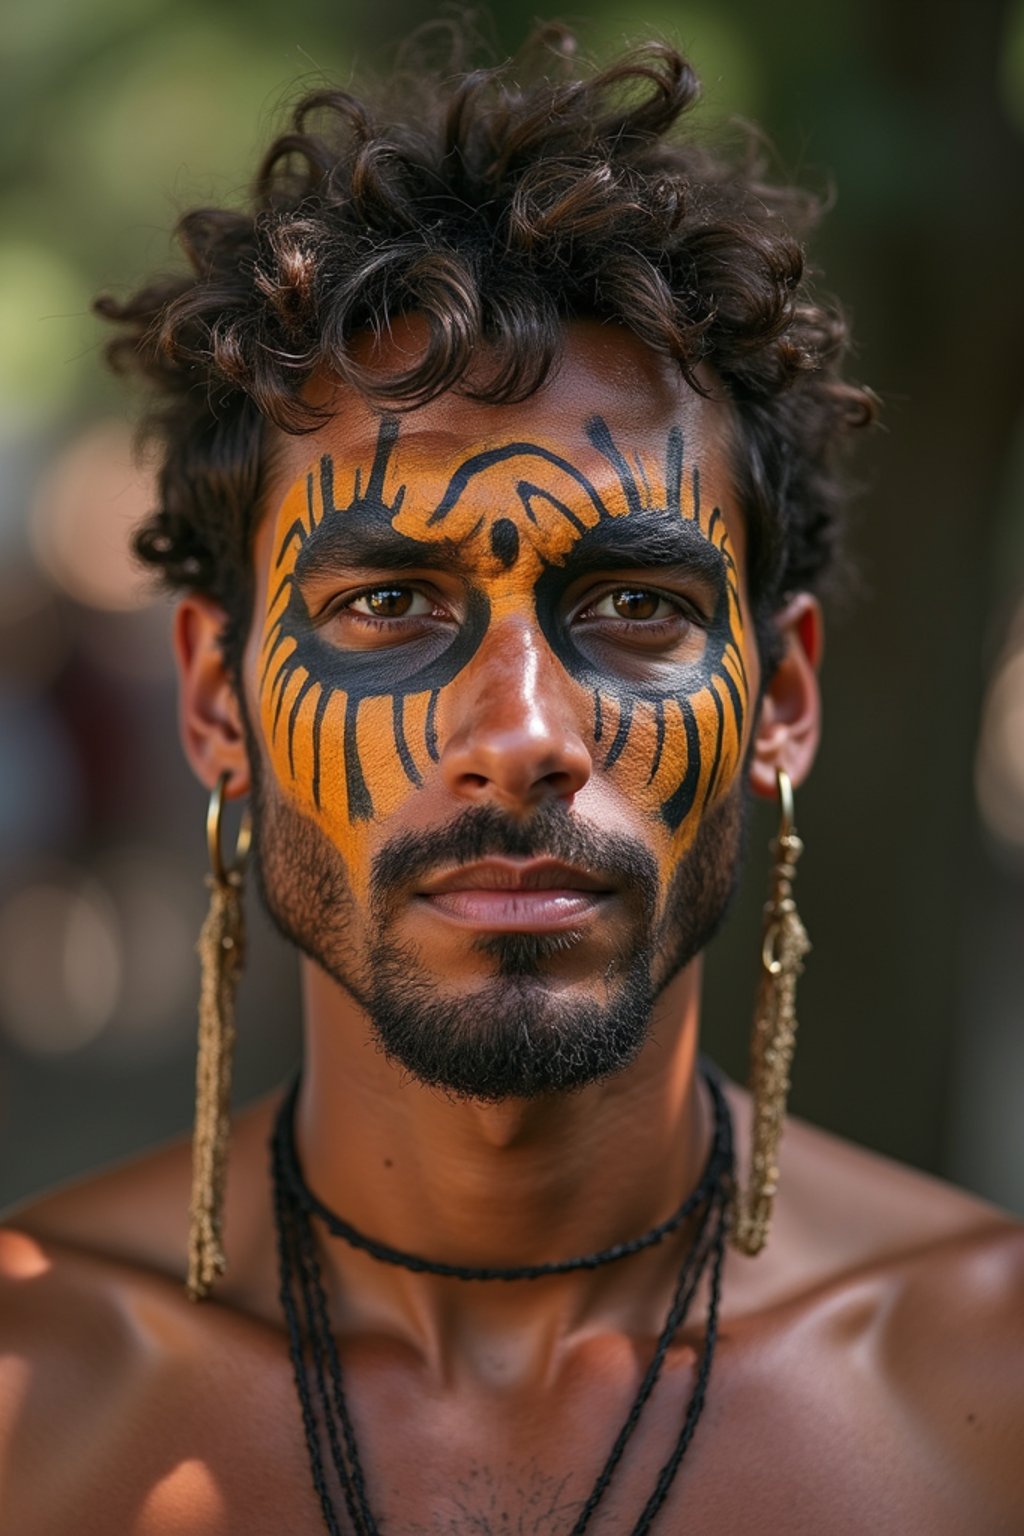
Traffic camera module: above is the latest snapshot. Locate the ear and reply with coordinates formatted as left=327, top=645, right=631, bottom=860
left=172, top=594, right=251, bottom=797
left=748, top=592, right=823, bottom=801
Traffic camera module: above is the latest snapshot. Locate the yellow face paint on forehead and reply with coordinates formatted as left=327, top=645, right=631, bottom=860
left=257, top=413, right=750, bottom=893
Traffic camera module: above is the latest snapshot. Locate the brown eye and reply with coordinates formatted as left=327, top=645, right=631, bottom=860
left=595, top=588, right=677, bottom=622
left=350, top=587, right=423, bottom=618
left=613, top=589, right=658, bottom=620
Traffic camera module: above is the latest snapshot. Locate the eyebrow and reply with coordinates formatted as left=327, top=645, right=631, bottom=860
left=292, top=515, right=471, bottom=582
left=554, top=515, right=726, bottom=589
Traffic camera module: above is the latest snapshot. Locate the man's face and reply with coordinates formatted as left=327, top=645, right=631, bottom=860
left=243, top=322, right=760, bottom=1099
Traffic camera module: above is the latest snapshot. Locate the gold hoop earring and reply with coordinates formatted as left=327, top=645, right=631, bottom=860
left=731, top=767, right=810, bottom=1257
left=187, top=772, right=251, bottom=1300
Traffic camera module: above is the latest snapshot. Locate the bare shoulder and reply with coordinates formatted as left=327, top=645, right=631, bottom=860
left=725, top=1083, right=1024, bottom=1518
left=5, top=1090, right=280, bottom=1284
left=0, top=1096, right=285, bottom=1533
left=866, top=1219, right=1024, bottom=1517
left=722, top=1075, right=1016, bottom=1284
left=0, top=1223, right=160, bottom=1534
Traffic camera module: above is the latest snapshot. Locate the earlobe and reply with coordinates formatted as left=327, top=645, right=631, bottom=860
left=173, top=595, right=251, bottom=796
left=748, top=593, right=823, bottom=801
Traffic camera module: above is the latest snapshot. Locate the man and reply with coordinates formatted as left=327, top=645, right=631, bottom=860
left=1, top=27, right=1021, bottom=1536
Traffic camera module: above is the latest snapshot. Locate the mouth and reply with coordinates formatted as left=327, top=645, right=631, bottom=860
left=415, top=858, right=616, bottom=932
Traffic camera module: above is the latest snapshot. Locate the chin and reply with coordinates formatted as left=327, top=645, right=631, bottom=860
left=359, top=927, right=657, bottom=1101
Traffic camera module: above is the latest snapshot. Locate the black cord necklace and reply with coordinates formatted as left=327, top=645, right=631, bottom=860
left=271, top=1065, right=734, bottom=1536
left=275, top=1070, right=727, bottom=1281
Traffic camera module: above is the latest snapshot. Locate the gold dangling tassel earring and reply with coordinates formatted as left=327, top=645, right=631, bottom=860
left=731, top=767, right=810, bottom=1257
left=187, top=772, right=252, bottom=1300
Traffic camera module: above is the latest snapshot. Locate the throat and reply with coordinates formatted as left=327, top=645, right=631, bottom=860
left=296, top=957, right=709, bottom=1292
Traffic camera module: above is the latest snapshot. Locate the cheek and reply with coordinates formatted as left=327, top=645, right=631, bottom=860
left=599, top=671, right=747, bottom=899
left=258, top=672, right=437, bottom=902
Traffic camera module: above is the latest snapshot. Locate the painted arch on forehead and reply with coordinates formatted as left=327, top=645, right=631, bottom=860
left=252, top=344, right=755, bottom=902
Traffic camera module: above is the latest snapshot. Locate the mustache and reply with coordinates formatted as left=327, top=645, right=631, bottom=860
left=369, top=801, right=659, bottom=922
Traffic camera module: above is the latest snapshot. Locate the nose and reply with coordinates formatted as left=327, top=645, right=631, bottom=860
left=438, top=621, right=593, bottom=812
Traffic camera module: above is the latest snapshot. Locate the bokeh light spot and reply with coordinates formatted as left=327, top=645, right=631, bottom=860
left=30, top=419, right=156, bottom=611
left=0, top=875, right=122, bottom=1055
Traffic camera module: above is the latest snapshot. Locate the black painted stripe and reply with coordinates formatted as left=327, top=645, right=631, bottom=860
left=343, top=695, right=373, bottom=820
left=393, top=695, right=423, bottom=788
left=267, top=572, right=292, bottom=617
left=603, top=699, right=633, bottom=768
left=665, top=426, right=684, bottom=515
left=427, top=441, right=610, bottom=527
left=725, top=639, right=750, bottom=708
left=704, top=682, right=726, bottom=806
left=259, top=622, right=288, bottom=693
left=634, top=452, right=654, bottom=505
left=319, top=454, right=336, bottom=518
left=364, top=416, right=400, bottom=506
left=310, top=685, right=331, bottom=810
left=425, top=688, right=440, bottom=763
left=717, top=660, right=744, bottom=742
left=274, top=519, right=307, bottom=569
left=286, top=673, right=317, bottom=778
left=516, top=483, right=588, bottom=534
left=660, top=699, right=702, bottom=832
left=647, top=699, right=666, bottom=784
left=586, top=416, right=642, bottom=514
left=270, top=657, right=295, bottom=742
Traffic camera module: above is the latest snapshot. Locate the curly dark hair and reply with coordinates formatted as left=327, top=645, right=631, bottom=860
left=97, top=23, right=875, bottom=678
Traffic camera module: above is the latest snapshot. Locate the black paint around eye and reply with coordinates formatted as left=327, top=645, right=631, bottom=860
left=519, top=419, right=746, bottom=832
left=273, top=574, right=489, bottom=817
left=262, top=423, right=490, bottom=819
left=531, top=518, right=734, bottom=830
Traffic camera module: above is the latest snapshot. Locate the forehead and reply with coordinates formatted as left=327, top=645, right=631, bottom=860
left=258, top=320, right=744, bottom=561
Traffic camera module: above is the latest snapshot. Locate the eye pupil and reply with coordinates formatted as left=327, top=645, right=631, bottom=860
left=367, top=587, right=412, bottom=617
left=613, top=588, right=660, bottom=620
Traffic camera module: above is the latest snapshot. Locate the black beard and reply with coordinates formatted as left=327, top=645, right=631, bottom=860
left=245, top=728, right=746, bottom=1102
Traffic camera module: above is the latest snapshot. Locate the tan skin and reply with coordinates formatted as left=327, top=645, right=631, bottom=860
left=2, top=323, right=1022, bottom=1536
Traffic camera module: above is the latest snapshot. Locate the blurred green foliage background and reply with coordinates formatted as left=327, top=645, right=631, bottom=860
left=1, top=0, right=1023, bottom=1211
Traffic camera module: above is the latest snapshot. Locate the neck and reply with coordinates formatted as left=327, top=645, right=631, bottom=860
left=293, top=958, right=711, bottom=1365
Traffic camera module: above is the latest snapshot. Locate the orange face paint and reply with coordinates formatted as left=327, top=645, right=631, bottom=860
left=257, top=413, right=749, bottom=900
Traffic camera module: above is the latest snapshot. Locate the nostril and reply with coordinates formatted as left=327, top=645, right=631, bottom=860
left=453, top=766, right=577, bottom=806
left=542, top=770, right=578, bottom=796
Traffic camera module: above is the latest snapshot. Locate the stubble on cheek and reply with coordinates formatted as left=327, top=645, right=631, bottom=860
left=650, top=777, right=749, bottom=996
left=246, top=747, right=372, bottom=1003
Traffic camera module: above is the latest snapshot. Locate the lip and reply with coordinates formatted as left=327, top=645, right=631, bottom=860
left=418, top=858, right=612, bottom=895
left=415, top=858, right=615, bottom=932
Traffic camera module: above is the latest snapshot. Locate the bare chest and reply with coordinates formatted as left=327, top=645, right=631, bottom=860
left=30, top=1319, right=999, bottom=1536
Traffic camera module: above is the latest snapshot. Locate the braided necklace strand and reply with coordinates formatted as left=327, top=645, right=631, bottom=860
left=276, top=1074, right=725, bottom=1281
left=271, top=1065, right=734, bottom=1536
